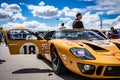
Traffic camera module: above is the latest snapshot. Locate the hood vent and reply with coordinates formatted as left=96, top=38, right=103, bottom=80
left=84, top=43, right=108, bottom=51
left=113, top=42, right=120, bottom=49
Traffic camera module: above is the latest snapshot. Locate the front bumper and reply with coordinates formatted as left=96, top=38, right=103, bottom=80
left=77, top=62, right=120, bottom=79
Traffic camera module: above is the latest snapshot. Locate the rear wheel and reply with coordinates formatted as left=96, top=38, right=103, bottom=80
left=51, top=46, right=67, bottom=74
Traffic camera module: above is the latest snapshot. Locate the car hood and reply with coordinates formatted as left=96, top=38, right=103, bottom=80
left=71, top=40, right=120, bottom=63
left=51, top=39, right=120, bottom=63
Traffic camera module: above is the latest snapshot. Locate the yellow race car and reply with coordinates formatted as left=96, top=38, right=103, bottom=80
left=4, top=27, right=120, bottom=79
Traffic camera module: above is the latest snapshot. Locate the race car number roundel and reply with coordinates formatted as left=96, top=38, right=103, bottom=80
left=20, top=43, right=39, bottom=54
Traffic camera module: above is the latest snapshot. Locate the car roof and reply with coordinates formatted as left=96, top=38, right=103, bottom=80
left=9, top=27, right=29, bottom=30
left=52, top=29, right=102, bottom=32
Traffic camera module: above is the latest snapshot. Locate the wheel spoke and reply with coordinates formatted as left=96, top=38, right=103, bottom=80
left=51, top=46, right=67, bottom=74
left=52, top=47, right=59, bottom=69
left=53, top=51, right=57, bottom=64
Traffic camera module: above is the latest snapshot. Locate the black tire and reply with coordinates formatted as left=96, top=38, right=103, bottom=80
left=36, top=53, right=43, bottom=59
left=51, top=46, right=67, bottom=74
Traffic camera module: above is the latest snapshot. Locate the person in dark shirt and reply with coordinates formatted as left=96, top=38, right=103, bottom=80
left=110, top=27, right=118, bottom=39
left=111, top=27, right=118, bottom=34
left=72, top=13, right=84, bottom=30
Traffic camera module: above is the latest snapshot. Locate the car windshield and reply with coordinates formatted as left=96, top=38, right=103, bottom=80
left=52, top=30, right=106, bottom=40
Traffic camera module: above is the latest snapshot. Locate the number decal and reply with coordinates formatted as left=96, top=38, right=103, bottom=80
left=23, top=45, right=27, bottom=54
left=23, top=45, right=36, bottom=54
left=29, top=45, right=36, bottom=54
left=20, top=43, right=38, bottom=54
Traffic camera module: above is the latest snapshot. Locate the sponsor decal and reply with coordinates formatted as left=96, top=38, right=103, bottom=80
left=42, top=43, right=49, bottom=54
left=111, top=52, right=120, bottom=61
left=9, top=44, right=17, bottom=46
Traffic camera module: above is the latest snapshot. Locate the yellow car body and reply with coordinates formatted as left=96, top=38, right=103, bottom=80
left=4, top=27, right=120, bottom=79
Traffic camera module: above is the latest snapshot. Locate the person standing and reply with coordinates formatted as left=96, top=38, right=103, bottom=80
left=109, top=27, right=118, bottom=39
left=72, top=13, right=84, bottom=30
left=59, top=23, right=66, bottom=30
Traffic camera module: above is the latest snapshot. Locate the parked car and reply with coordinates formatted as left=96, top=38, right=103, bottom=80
left=4, top=27, right=120, bottom=79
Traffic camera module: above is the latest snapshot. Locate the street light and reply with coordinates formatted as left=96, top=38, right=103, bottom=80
left=100, top=19, right=102, bottom=30
left=56, top=18, right=59, bottom=28
left=100, top=15, right=103, bottom=30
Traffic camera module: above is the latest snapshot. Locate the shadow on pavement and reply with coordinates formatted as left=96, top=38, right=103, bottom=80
left=12, top=68, right=53, bottom=74
left=39, top=58, right=91, bottom=80
left=0, top=59, right=6, bottom=64
left=38, top=58, right=120, bottom=80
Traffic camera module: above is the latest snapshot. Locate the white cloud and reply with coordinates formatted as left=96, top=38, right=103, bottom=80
left=56, top=17, right=73, bottom=29
left=59, top=17, right=72, bottom=22
left=97, top=0, right=120, bottom=15
left=0, top=9, right=13, bottom=20
left=28, top=1, right=59, bottom=19
left=23, top=21, right=53, bottom=31
left=112, top=16, right=120, bottom=29
left=65, top=20, right=73, bottom=29
left=115, top=23, right=120, bottom=29
left=62, top=7, right=82, bottom=17
left=13, top=13, right=26, bottom=20
left=39, top=1, right=45, bottom=6
left=82, top=12, right=101, bottom=30
left=98, top=16, right=120, bottom=30
left=1, top=1, right=120, bottom=32
left=80, top=12, right=120, bottom=30
left=2, top=22, right=22, bottom=30
left=20, top=2, right=25, bottom=5
left=1, top=3, right=21, bottom=12
left=0, top=3, right=26, bottom=21
left=2, top=21, right=54, bottom=31
left=85, top=0, right=120, bottom=15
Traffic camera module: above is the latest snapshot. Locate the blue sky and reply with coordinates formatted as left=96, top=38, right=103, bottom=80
left=0, top=0, right=120, bottom=31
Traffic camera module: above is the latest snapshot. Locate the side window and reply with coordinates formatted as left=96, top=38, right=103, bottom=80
left=26, top=35, right=37, bottom=40
left=7, top=30, right=38, bottom=40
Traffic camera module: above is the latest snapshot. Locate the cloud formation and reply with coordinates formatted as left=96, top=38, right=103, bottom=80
left=62, top=7, right=82, bottom=17
left=84, top=0, right=120, bottom=15
left=1, top=0, right=120, bottom=31
left=2, top=21, right=53, bottom=31
left=0, top=3, right=26, bottom=21
left=28, top=1, right=59, bottom=19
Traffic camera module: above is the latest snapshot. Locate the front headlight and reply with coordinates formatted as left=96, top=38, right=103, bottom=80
left=70, top=48, right=95, bottom=60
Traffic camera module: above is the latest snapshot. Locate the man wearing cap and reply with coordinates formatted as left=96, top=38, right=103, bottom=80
left=72, top=13, right=84, bottom=30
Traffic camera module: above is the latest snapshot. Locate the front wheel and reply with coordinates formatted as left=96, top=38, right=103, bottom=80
left=36, top=53, right=43, bottom=59
left=51, top=46, right=67, bottom=74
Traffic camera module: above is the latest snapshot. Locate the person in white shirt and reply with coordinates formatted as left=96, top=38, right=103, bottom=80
left=59, top=23, right=66, bottom=30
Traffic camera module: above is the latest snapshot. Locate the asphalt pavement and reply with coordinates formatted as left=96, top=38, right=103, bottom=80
left=0, top=44, right=89, bottom=80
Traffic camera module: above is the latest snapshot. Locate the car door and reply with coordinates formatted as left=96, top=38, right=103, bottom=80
left=39, top=31, right=55, bottom=60
left=4, top=28, right=44, bottom=55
